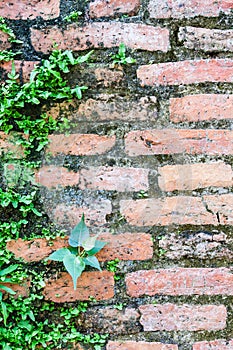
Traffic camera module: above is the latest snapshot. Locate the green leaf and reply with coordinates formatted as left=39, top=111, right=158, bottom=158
left=83, top=256, right=101, bottom=271
left=69, top=214, right=90, bottom=247
left=0, top=285, right=16, bottom=295
left=63, top=254, right=85, bottom=290
left=119, top=43, right=126, bottom=56
left=45, top=248, right=70, bottom=262
left=1, top=300, right=8, bottom=326
left=82, top=235, right=98, bottom=251
left=75, top=50, right=93, bottom=64
left=0, top=264, right=18, bottom=276
left=87, top=240, right=107, bottom=256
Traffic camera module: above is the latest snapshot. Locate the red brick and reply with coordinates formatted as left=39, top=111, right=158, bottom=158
left=137, top=59, right=233, bottom=86
left=125, top=129, right=233, bottom=156
left=31, top=23, right=170, bottom=53
left=43, top=270, right=114, bottom=302
left=52, top=201, right=112, bottom=227
left=79, top=307, right=140, bottom=335
left=47, top=134, right=116, bottom=156
left=203, top=193, right=233, bottom=225
left=0, top=0, right=60, bottom=20
left=0, top=30, right=11, bottom=51
left=158, top=162, right=233, bottom=191
left=79, top=166, right=149, bottom=192
left=148, top=0, right=233, bottom=19
left=193, top=340, right=233, bottom=350
left=75, top=95, right=157, bottom=122
left=89, top=0, right=140, bottom=18
left=7, top=232, right=153, bottom=262
left=94, top=66, right=124, bottom=87
left=126, top=268, right=233, bottom=297
left=139, top=304, right=227, bottom=331
left=96, top=232, right=153, bottom=261
left=179, top=27, right=233, bottom=52
left=170, top=94, right=233, bottom=123
left=35, top=166, right=79, bottom=189
left=6, top=237, right=68, bottom=263
left=107, top=341, right=178, bottom=350
left=120, top=193, right=233, bottom=226
left=159, top=231, right=233, bottom=260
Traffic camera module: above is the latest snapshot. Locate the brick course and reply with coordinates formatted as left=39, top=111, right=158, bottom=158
left=158, top=162, right=233, bottom=191
left=137, top=59, right=233, bottom=86
left=125, top=129, right=233, bottom=156
left=43, top=271, right=115, bottom=302
left=88, top=0, right=140, bottom=18
left=31, top=23, right=170, bottom=53
left=148, top=0, right=233, bottom=19
left=0, top=0, right=60, bottom=20
left=126, top=268, right=233, bottom=297
left=139, top=304, right=227, bottom=331
left=169, top=94, right=233, bottom=123
left=120, top=194, right=233, bottom=226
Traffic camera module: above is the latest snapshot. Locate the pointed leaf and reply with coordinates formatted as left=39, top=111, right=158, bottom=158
left=69, top=214, right=89, bottom=247
left=83, top=256, right=101, bottom=271
left=0, top=285, right=16, bottom=295
left=63, top=255, right=85, bottom=290
left=82, top=235, right=98, bottom=251
left=0, top=264, right=18, bottom=276
left=45, top=248, right=70, bottom=262
left=1, top=300, right=8, bottom=326
left=87, top=240, right=107, bottom=256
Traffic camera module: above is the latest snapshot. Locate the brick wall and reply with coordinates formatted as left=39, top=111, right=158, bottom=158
left=1, top=0, right=233, bottom=349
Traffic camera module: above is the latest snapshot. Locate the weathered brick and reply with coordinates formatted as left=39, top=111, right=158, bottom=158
left=6, top=237, right=68, bottom=263
left=89, top=0, right=140, bottom=18
left=79, top=166, right=149, bottom=192
left=7, top=232, right=153, bottom=262
left=121, top=194, right=233, bottom=226
left=96, top=232, right=153, bottom=261
left=125, top=129, right=233, bottom=156
left=0, top=0, right=60, bottom=20
left=0, top=30, right=11, bottom=51
left=75, top=95, right=157, bottom=122
left=148, top=0, right=233, bottom=19
left=94, top=66, right=124, bottom=87
left=179, top=27, right=233, bottom=52
left=170, top=94, right=233, bottom=122
left=47, top=134, right=116, bottom=156
left=43, top=271, right=114, bottom=302
left=52, top=201, right=112, bottom=227
left=204, top=193, right=233, bottom=225
left=139, top=304, right=227, bottom=331
left=137, top=59, right=233, bottom=86
left=78, top=307, right=140, bottom=335
left=31, top=23, right=170, bottom=53
left=193, top=339, right=233, bottom=350
left=35, top=166, right=79, bottom=189
left=107, top=341, right=178, bottom=350
left=158, top=162, right=233, bottom=191
left=126, top=268, right=233, bottom=297
left=159, top=231, right=233, bottom=260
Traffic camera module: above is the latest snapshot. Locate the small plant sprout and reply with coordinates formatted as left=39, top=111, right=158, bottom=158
left=45, top=214, right=107, bottom=290
left=0, top=264, right=18, bottom=325
left=64, top=11, right=82, bottom=22
left=111, top=43, right=136, bottom=65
